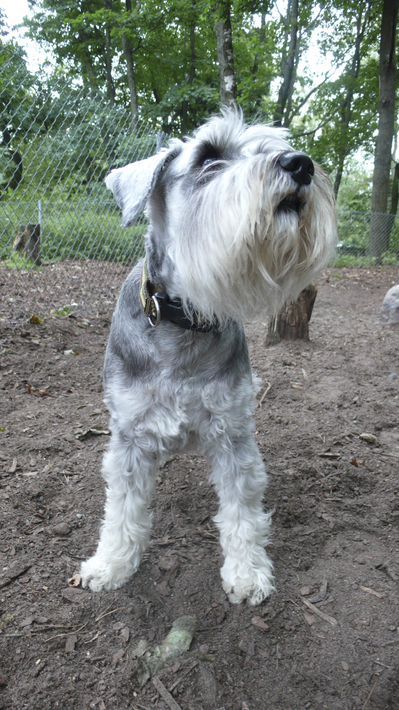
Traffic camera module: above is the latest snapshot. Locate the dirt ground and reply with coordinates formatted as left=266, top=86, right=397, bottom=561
left=1, top=265, right=399, bottom=710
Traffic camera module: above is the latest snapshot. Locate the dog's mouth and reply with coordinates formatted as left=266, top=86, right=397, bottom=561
left=276, top=193, right=304, bottom=215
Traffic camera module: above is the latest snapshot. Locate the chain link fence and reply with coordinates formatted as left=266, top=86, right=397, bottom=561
left=336, top=209, right=399, bottom=265
left=1, top=47, right=160, bottom=322
left=1, top=46, right=399, bottom=324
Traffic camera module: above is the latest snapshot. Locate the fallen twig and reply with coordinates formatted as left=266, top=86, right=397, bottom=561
left=95, top=605, right=126, bottom=622
left=168, top=660, right=198, bottom=692
left=300, top=597, right=338, bottom=627
left=152, top=676, right=182, bottom=710
left=360, top=585, right=385, bottom=599
left=0, top=564, right=32, bottom=589
left=363, top=677, right=379, bottom=709
left=45, top=622, right=89, bottom=642
left=259, top=382, right=271, bottom=406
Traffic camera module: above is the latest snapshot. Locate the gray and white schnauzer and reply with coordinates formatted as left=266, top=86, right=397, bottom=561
left=80, top=111, right=336, bottom=605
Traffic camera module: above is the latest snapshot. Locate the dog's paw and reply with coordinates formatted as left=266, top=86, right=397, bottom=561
left=80, top=556, right=135, bottom=592
left=221, top=551, right=275, bottom=606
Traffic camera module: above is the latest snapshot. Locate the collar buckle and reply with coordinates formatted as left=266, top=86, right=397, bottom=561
left=147, top=294, right=161, bottom=328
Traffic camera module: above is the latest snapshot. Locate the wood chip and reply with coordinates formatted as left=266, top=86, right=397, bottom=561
left=309, top=579, right=328, bottom=604
left=112, top=648, right=125, bottom=664
left=291, top=382, right=305, bottom=391
left=8, top=458, right=17, bottom=474
left=251, top=616, right=270, bottom=631
left=65, top=634, right=77, bottom=653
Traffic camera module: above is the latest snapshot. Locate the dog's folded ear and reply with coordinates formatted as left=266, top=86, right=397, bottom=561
left=105, top=151, right=172, bottom=227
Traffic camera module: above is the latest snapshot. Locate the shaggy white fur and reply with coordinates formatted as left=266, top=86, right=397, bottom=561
left=80, top=110, right=336, bottom=605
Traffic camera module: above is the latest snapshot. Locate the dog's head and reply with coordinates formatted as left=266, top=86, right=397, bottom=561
left=106, top=110, right=336, bottom=324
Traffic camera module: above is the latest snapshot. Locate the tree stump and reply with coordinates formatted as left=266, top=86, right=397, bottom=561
left=266, top=284, right=317, bottom=346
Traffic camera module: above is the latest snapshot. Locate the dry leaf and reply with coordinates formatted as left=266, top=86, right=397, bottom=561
left=112, top=648, right=125, bottom=664
left=29, top=313, right=43, bottom=324
left=67, top=574, right=82, bottom=588
left=359, top=433, right=377, bottom=444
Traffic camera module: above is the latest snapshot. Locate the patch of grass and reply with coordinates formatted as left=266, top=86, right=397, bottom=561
left=331, top=253, right=380, bottom=268
left=1, top=200, right=147, bottom=265
left=5, top=252, right=42, bottom=270
left=51, top=303, right=78, bottom=317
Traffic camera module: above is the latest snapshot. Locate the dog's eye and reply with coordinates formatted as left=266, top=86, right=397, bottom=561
left=197, top=146, right=221, bottom=168
left=202, top=157, right=216, bottom=167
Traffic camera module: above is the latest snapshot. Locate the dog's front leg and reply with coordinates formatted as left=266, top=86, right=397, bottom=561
left=80, top=433, right=158, bottom=591
left=209, top=435, right=274, bottom=606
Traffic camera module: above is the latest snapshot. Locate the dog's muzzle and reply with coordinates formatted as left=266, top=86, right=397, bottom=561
left=278, top=151, right=314, bottom=186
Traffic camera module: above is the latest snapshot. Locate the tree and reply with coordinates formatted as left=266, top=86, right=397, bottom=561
left=273, top=0, right=299, bottom=126
left=0, top=12, right=38, bottom=194
left=290, top=1, right=381, bottom=192
left=369, top=0, right=399, bottom=258
left=215, top=1, right=237, bottom=107
left=331, top=1, right=373, bottom=196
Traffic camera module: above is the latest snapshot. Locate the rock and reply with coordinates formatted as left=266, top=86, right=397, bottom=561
left=52, top=522, right=71, bottom=536
left=380, top=285, right=399, bottom=327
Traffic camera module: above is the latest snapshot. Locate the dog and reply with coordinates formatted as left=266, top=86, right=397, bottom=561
left=12, top=223, right=41, bottom=265
left=80, top=110, right=336, bottom=605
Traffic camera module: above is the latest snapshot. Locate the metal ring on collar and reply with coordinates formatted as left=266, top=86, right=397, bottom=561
left=148, top=295, right=161, bottom=327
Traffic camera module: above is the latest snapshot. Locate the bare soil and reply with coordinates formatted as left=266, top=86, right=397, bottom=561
left=1, top=266, right=399, bottom=710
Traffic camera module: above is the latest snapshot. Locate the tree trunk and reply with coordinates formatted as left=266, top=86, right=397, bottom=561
left=104, top=0, right=116, bottom=105
left=369, top=0, right=398, bottom=258
left=390, top=162, right=399, bottom=215
left=273, top=0, right=299, bottom=127
left=181, top=2, right=197, bottom=135
left=333, top=2, right=371, bottom=197
left=122, top=0, right=138, bottom=130
left=215, top=1, right=237, bottom=108
left=266, top=285, right=317, bottom=346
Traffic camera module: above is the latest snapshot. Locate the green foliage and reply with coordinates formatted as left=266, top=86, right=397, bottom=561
left=1, top=0, right=397, bottom=253
left=6, top=252, right=41, bottom=270
left=0, top=200, right=146, bottom=265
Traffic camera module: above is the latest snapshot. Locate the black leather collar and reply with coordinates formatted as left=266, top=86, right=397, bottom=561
left=139, top=259, right=216, bottom=333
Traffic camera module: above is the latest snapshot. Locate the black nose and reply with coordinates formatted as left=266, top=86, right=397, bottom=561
left=278, top=151, right=314, bottom=186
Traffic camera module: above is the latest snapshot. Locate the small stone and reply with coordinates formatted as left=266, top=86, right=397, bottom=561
left=388, top=372, right=397, bottom=381
left=65, top=634, right=77, bottom=653
left=52, top=522, right=71, bottom=536
left=19, top=616, right=34, bottom=627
